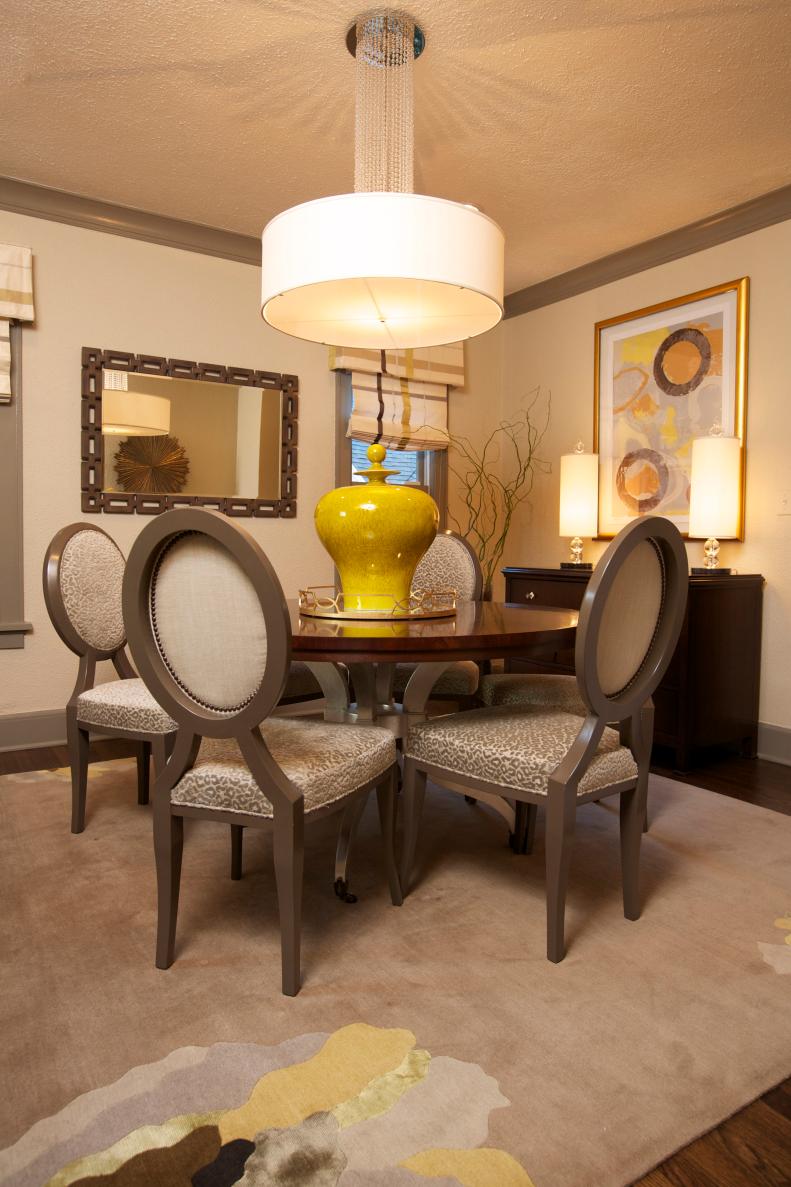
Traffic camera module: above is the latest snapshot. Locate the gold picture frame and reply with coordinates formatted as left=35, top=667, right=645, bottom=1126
left=593, top=277, right=749, bottom=538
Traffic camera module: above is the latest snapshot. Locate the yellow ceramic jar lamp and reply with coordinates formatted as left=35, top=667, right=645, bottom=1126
left=314, top=444, right=439, bottom=614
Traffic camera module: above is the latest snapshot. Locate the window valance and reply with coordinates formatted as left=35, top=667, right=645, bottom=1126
left=347, top=370, right=449, bottom=452
left=329, top=343, right=464, bottom=387
left=330, top=342, right=463, bottom=452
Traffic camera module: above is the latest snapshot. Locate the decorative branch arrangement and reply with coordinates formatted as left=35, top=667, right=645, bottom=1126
left=445, top=387, right=551, bottom=595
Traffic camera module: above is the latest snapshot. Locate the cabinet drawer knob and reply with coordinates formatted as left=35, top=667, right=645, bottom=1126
left=525, top=591, right=535, bottom=601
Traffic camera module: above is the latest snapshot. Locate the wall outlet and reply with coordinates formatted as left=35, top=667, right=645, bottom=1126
left=780, top=492, right=791, bottom=516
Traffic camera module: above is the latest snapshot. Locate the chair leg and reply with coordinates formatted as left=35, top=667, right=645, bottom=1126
left=545, top=781, right=577, bottom=962
left=620, top=785, right=644, bottom=921
left=333, top=793, right=369, bottom=903
left=376, top=771, right=403, bottom=907
left=639, top=702, right=654, bottom=833
left=399, top=760, right=427, bottom=895
left=514, top=802, right=538, bottom=855
left=231, top=825, right=244, bottom=881
left=67, top=712, right=89, bottom=834
left=622, top=703, right=652, bottom=919
left=136, top=741, right=151, bottom=806
left=273, top=803, right=304, bottom=997
left=151, top=734, right=169, bottom=777
left=154, top=806, right=184, bottom=969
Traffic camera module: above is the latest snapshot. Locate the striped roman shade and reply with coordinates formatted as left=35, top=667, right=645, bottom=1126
left=330, top=343, right=464, bottom=387
left=1, top=244, right=35, bottom=405
left=330, top=342, right=463, bottom=452
left=348, top=370, right=448, bottom=451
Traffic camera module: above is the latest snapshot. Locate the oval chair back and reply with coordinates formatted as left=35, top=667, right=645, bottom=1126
left=122, top=508, right=292, bottom=739
left=412, top=529, right=483, bottom=601
left=43, top=523, right=128, bottom=662
left=574, top=516, right=688, bottom=723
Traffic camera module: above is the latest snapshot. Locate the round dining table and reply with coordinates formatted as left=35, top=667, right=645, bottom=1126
left=288, top=600, right=578, bottom=737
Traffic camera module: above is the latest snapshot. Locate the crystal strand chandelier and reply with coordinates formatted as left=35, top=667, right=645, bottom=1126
left=260, top=11, right=504, bottom=349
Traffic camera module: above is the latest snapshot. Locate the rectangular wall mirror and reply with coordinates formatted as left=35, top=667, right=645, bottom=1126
left=81, top=349, right=298, bottom=517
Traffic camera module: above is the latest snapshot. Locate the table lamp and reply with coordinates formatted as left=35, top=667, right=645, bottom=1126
left=559, top=441, right=599, bottom=568
left=101, top=390, right=171, bottom=437
left=688, top=426, right=741, bottom=574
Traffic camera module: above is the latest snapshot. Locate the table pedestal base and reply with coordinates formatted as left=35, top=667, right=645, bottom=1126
left=306, top=660, right=456, bottom=738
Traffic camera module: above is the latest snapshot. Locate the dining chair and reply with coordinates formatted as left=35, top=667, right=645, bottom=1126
left=400, top=515, right=688, bottom=962
left=391, top=529, right=484, bottom=704
left=43, top=523, right=178, bottom=833
left=479, top=671, right=588, bottom=715
left=122, top=507, right=401, bottom=996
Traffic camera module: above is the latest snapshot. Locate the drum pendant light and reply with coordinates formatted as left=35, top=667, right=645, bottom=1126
left=260, top=12, right=505, bottom=349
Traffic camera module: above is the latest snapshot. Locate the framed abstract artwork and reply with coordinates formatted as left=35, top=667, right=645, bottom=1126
left=594, top=278, right=748, bottom=538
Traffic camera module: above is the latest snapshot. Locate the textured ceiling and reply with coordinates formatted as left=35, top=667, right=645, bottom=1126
left=3, top=0, right=791, bottom=292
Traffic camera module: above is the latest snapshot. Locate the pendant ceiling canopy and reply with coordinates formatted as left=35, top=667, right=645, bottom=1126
left=260, top=11, right=505, bottom=349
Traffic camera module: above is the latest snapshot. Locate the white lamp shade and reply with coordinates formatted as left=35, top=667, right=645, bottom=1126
left=261, top=192, right=504, bottom=349
left=688, top=434, right=741, bottom=539
left=559, top=451, right=599, bottom=538
left=101, top=390, right=171, bottom=436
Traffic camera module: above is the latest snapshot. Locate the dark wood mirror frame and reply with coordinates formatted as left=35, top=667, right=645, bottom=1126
left=80, top=347, right=298, bottom=518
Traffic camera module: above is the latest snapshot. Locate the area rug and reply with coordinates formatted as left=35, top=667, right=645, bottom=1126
left=1, top=761, right=789, bottom=1187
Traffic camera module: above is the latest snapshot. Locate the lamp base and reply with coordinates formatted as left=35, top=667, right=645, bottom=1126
left=691, top=566, right=732, bottom=575
left=560, top=562, right=593, bottom=569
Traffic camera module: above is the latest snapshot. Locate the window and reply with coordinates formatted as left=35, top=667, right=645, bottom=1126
left=335, top=372, right=447, bottom=522
left=351, top=440, right=427, bottom=487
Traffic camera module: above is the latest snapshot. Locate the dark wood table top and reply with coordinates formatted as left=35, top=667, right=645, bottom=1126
left=288, top=600, right=578, bottom=664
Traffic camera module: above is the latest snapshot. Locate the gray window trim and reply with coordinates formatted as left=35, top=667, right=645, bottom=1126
left=0, top=321, right=32, bottom=648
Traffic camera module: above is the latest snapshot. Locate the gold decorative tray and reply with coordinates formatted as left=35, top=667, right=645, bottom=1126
left=298, top=586, right=457, bottom=621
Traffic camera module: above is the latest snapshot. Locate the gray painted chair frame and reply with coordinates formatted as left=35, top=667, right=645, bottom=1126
left=400, top=516, right=689, bottom=962
left=122, top=508, right=401, bottom=997
left=43, top=522, right=177, bottom=833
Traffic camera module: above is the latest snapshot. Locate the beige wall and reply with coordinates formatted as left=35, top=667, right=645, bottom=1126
left=4, top=208, right=788, bottom=734
left=465, top=218, right=791, bottom=730
left=0, top=210, right=334, bottom=719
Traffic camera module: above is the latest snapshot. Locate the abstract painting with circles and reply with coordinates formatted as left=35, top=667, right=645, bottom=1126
left=594, top=278, right=748, bottom=537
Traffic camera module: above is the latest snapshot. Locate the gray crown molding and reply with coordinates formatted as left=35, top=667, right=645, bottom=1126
left=505, top=183, right=791, bottom=318
left=0, top=176, right=260, bottom=265
left=3, top=175, right=790, bottom=313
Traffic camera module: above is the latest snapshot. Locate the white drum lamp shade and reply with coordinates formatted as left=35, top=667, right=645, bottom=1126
left=559, top=449, right=599, bottom=538
left=688, top=434, right=741, bottom=539
left=261, top=192, right=504, bottom=349
left=101, top=390, right=171, bottom=437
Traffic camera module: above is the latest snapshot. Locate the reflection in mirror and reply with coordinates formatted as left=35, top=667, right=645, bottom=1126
left=101, top=372, right=283, bottom=501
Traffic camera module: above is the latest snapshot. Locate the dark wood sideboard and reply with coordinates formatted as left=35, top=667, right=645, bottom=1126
left=503, top=567, right=764, bottom=771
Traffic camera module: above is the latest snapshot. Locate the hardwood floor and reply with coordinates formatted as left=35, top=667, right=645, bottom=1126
left=2, top=741, right=789, bottom=1184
